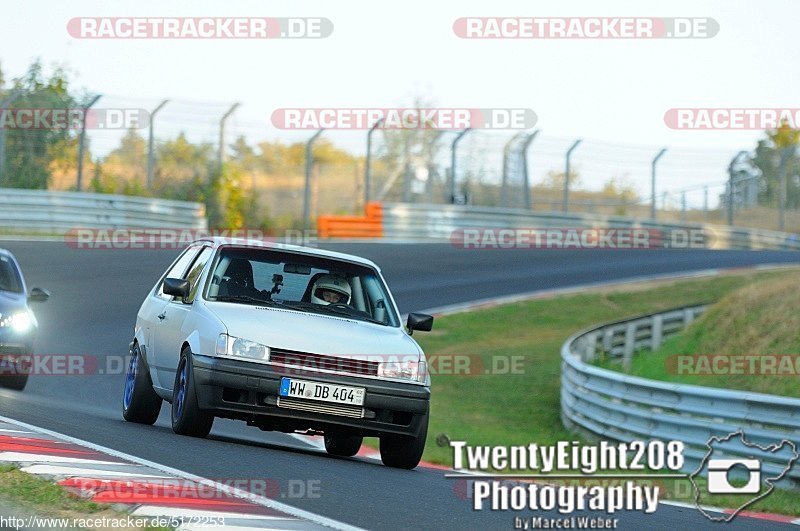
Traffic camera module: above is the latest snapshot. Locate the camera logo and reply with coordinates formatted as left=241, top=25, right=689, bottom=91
left=707, top=458, right=760, bottom=494
left=689, top=430, right=798, bottom=522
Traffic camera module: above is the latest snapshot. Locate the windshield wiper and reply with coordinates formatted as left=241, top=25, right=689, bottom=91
left=213, top=294, right=275, bottom=306
left=312, top=304, right=386, bottom=325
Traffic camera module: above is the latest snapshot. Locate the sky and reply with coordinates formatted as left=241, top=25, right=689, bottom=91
left=0, top=0, right=796, bottom=201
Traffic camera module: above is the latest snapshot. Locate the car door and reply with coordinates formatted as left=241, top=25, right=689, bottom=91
left=152, top=245, right=214, bottom=392
left=144, top=244, right=204, bottom=389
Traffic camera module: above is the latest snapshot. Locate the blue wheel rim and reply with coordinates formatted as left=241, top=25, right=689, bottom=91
left=123, top=351, right=138, bottom=410
left=175, top=360, right=187, bottom=419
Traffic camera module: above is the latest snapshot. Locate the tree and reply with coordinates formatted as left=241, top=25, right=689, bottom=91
left=1, top=61, right=79, bottom=189
left=752, top=120, right=800, bottom=208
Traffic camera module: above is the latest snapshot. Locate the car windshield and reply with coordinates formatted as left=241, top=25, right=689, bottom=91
left=0, top=256, right=23, bottom=294
left=204, top=247, right=399, bottom=327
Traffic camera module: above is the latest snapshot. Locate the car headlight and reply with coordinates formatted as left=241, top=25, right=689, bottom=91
left=378, top=358, right=427, bottom=383
left=0, top=311, right=33, bottom=333
left=215, top=334, right=270, bottom=362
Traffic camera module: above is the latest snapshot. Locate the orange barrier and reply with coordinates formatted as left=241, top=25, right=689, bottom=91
left=317, top=202, right=383, bottom=239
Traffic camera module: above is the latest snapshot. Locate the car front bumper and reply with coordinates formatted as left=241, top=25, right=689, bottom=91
left=191, top=353, right=430, bottom=438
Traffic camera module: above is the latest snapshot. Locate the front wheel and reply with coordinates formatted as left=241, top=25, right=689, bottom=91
left=379, top=411, right=429, bottom=469
left=324, top=434, right=363, bottom=457
left=122, top=343, right=162, bottom=424
left=0, top=372, right=28, bottom=391
left=171, top=348, right=214, bottom=438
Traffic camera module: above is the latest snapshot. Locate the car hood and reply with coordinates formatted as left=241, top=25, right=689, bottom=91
left=204, top=301, right=421, bottom=358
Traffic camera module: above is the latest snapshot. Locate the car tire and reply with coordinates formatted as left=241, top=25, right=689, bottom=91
left=122, top=343, right=162, bottom=424
left=379, top=411, right=429, bottom=470
left=0, top=372, right=29, bottom=391
left=171, top=348, right=214, bottom=438
left=324, top=434, right=363, bottom=457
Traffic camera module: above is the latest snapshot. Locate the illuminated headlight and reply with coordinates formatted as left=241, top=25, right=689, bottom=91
left=378, top=358, right=427, bottom=383
left=215, top=334, right=270, bottom=362
left=0, top=311, right=33, bottom=333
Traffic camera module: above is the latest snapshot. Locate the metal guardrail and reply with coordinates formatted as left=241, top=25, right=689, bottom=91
left=0, top=188, right=207, bottom=233
left=561, top=305, right=800, bottom=483
left=381, top=203, right=800, bottom=250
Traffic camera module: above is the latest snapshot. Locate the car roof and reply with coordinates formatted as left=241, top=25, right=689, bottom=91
left=194, top=237, right=381, bottom=270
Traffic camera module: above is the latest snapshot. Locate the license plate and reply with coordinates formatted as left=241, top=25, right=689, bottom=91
left=279, top=377, right=365, bottom=406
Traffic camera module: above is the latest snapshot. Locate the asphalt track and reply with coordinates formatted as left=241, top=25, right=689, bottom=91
left=0, top=241, right=798, bottom=530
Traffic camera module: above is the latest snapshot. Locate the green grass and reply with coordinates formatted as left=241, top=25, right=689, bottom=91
left=403, top=268, right=800, bottom=516
left=598, top=271, right=800, bottom=398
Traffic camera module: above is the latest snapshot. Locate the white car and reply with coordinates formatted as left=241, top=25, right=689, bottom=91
left=123, top=238, right=434, bottom=469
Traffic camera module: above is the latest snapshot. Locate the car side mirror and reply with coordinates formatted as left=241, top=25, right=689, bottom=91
left=163, top=278, right=190, bottom=299
left=406, top=313, right=434, bottom=335
left=28, top=287, right=50, bottom=303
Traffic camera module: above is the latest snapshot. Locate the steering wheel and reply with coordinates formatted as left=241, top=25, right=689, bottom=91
left=327, top=303, right=352, bottom=311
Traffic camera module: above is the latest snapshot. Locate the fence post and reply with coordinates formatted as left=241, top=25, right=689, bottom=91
left=521, top=130, right=539, bottom=210
left=76, top=94, right=101, bottom=191
left=146, top=100, right=169, bottom=191
left=303, top=129, right=325, bottom=230
left=563, top=139, right=582, bottom=213
left=449, top=128, right=471, bottom=203
left=778, top=146, right=794, bottom=232
left=650, top=148, right=667, bottom=220
left=727, top=150, right=748, bottom=226
left=364, top=118, right=383, bottom=209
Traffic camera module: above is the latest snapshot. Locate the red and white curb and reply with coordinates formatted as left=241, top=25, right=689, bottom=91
left=0, top=416, right=362, bottom=530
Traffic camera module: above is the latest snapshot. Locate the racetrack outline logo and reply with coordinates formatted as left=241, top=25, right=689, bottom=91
left=689, top=430, right=799, bottom=522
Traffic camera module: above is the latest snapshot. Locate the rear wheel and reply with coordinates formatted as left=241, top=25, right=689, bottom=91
left=122, top=343, right=162, bottom=424
left=380, top=411, right=429, bottom=469
left=324, top=434, right=363, bottom=457
left=171, top=348, right=214, bottom=438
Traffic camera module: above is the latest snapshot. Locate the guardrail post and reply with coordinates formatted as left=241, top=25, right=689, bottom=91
left=76, top=94, right=102, bottom=191
left=651, top=315, right=663, bottom=350
left=563, top=139, right=582, bottom=213
left=683, top=307, right=696, bottom=326
left=582, top=332, right=598, bottom=362
left=602, top=328, right=614, bottom=358
left=622, top=323, right=637, bottom=369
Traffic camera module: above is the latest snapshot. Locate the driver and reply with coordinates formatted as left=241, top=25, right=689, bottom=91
left=310, top=274, right=352, bottom=305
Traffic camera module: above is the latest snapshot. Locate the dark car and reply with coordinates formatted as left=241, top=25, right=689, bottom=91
left=0, top=249, right=49, bottom=390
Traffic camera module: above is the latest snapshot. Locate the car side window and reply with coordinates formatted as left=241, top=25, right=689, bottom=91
left=185, top=247, right=214, bottom=303
left=156, top=245, right=203, bottom=300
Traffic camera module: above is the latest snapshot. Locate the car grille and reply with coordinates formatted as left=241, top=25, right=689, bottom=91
left=277, top=396, right=365, bottom=418
left=270, top=348, right=379, bottom=377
